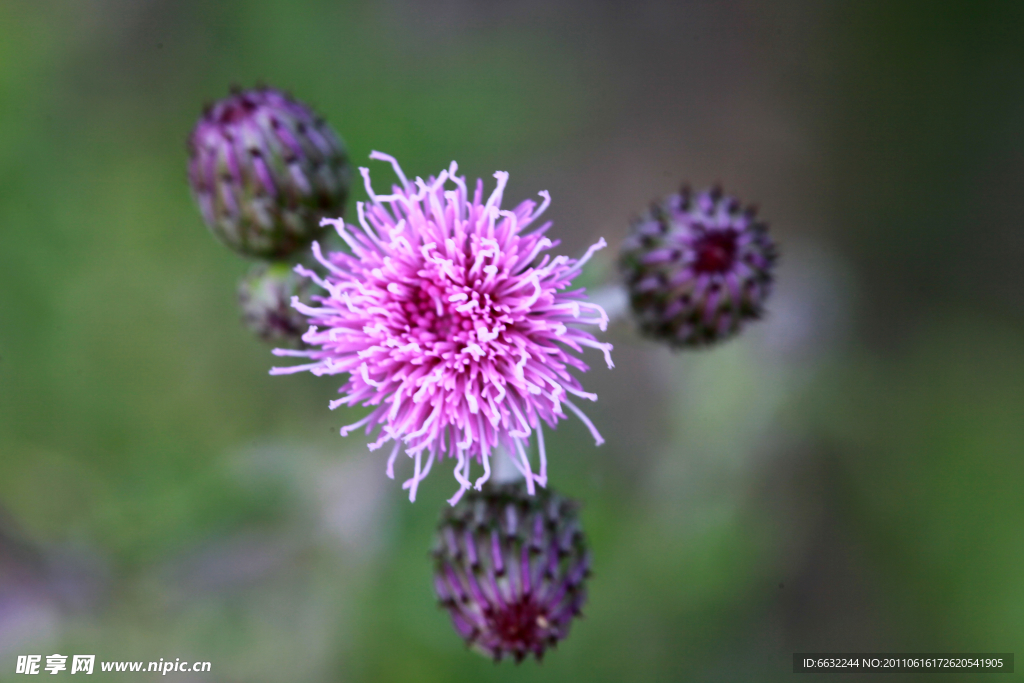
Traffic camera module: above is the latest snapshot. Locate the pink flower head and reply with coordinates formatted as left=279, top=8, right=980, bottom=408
left=271, top=152, right=613, bottom=504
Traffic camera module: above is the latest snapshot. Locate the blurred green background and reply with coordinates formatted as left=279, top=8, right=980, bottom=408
left=1, top=1, right=1023, bottom=680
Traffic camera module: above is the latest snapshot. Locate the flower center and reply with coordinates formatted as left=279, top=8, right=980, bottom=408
left=692, top=229, right=738, bottom=274
left=488, top=595, right=546, bottom=647
left=400, top=281, right=505, bottom=349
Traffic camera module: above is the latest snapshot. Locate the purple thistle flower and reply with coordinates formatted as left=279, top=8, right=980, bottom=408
left=270, top=152, right=613, bottom=503
left=432, top=483, right=589, bottom=663
left=620, top=185, right=777, bottom=347
left=187, top=86, right=351, bottom=258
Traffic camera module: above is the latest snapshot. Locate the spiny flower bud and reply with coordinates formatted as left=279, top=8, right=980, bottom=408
left=620, top=185, right=777, bottom=348
left=238, top=261, right=312, bottom=345
left=187, top=86, right=351, bottom=258
left=432, top=483, right=590, bottom=663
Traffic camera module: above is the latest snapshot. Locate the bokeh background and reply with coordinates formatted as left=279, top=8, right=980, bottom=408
left=2, top=1, right=1023, bottom=680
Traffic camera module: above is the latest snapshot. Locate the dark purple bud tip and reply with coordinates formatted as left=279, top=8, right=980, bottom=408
left=432, top=483, right=589, bottom=663
left=619, top=185, right=777, bottom=348
left=187, top=86, right=351, bottom=258
left=237, top=261, right=313, bottom=346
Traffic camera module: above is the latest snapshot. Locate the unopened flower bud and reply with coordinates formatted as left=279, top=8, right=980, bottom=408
left=432, top=483, right=590, bottom=663
left=188, top=86, right=350, bottom=258
left=238, top=262, right=311, bottom=345
left=620, top=185, right=777, bottom=347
